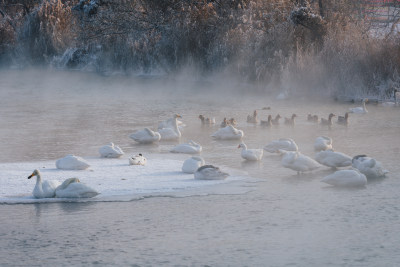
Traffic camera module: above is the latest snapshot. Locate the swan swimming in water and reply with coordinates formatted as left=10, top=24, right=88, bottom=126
left=314, top=136, right=333, bottom=151
left=158, top=114, right=184, bottom=130
left=238, top=143, right=263, bottom=161
left=182, top=156, right=205, bottom=174
left=55, top=178, right=99, bottom=198
left=158, top=115, right=182, bottom=141
left=171, top=140, right=202, bottom=154
left=321, top=169, right=367, bottom=187
left=264, top=138, right=298, bottom=153
left=99, top=142, right=124, bottom=158
left=28, top=169, right=61, bottom=198
left=352, top=155, right=389, bottom=178
left=315, top=150, right=352, bottom=169
left=211, top=125, right=244, bottom=140
left=130, top=128, right=161, bottom=144
left=194, top=165, right=229, bottom=180
left=349, top=99, right=368, bottom=114
left=56, top=155, right=90, bottom=170
left=129, top=154, right=147, bottom=165
left=280, top=150, right=320, bottom=174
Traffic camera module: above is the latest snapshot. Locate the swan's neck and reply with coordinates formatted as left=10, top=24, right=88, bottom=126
left=35, top=173, right=42, bottom=185
left=241, top=144, right=248, bottom=150
left=362, top=101, right=367, bottom=110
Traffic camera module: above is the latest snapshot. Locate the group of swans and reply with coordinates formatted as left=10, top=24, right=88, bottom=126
left=28, top=169, right=98, bottom=199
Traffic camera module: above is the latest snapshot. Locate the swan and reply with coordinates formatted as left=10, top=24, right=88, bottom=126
left=182, top=156, right=205, bottom=174
left=171, top=140, right=202, bottom=154
left=56, top=155, right=90, bottom=170
left=238, top=143, right=263, bottom=161
left=199, top=115, right=216, bottom=125
left=352, top=155, right=389, bottom=178
left=129, top=153, right=147, bottom=165
left=280, top=150, right=321, bottom=174
left=260, top=115, right=272, bottom=127
left=158, top=114, right=184, bottom=129
left=247, top=110, right=259, bottom=124
left=321, top=169, right=367, bottom=187
left=349, top=99, right=368, bottom=113
left=211, top=125, right=244, bottom=140
left=271, top=114, right=281, bottom=125
left=337, top=112, right=349, bottom=126
left=284, top=114, right=297, bottom=126
left=315, top=150, right=352, bottom=169
left=159, top=116, right=182, bottom=141
left=194, top=165, right=229, bottom=180
left=99, top=142, right=124, bottom=158
left=28, top=169, right=61, bottom=198
left=320, top=113, right=335, bottom=126
left=314, top=136, right=333, bottom=151
left=264, top=138, right=298, bottom=153
left=130, top=128, right=161, bottom=144
left=55, top=178, right=99, bottom=198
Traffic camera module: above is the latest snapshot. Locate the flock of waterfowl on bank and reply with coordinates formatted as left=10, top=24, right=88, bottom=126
left=27, top=98, right=392, bottom=199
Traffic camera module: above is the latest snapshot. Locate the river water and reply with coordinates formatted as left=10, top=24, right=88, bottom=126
left=1, top=69, right=400, bottom=266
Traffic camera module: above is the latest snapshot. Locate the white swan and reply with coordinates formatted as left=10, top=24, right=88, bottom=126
left=99, top=142, right=124, bottom=158
left=314, top=136, right=333, bottom=151
left=280, top=150, right=320, bottom=174
left=28, top=169, right=61, bottom=198
left=238, top=143, right=263, bottom=161
left=321, top=169, right=367, bottom=187
left=349, top=99, right=368, bottom=114
left=158, top=114, right=184, bottom=129
left=352, top=155, right=389, bottom=178
left=194, top=165, right=229, bottom=180
left=56, top=155, right=90, bottom=170
left=130, top=128, right=161, bottom=144
left=211, top=125, right=244, bottom=140
left=315, top=150, right=352, bottom=168
left=129, top=154, right=147, bottom=165
left=264, top=138, right=298, bottom=153
left=55, top=178, right=99, bottom=198
left=171, top=140, right=202, bottom=154
left=159, top=116, right=182, bottom=141
left=182, top=156, right=205, bottom=174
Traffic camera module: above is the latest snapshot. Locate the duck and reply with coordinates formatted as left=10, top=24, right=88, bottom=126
left=194, top=165, right=229, bottom=180
left=56, top=155, right=90, bottom=170
left=129, top=153, right=147, bottom=165
left=158, top=115, right=182, bottom=141
left=211, top=125, right=244, bottom=140
left=260, top=115, right=272, bottom=127
left=247, top=110, right=259, bottom=124
left=307, top=114, right=319, bottom=123
left=182, top=156, right=205, bottom=174
left=238, top=143, right=263, bottom=161
left=321, top=169, right=367, bottom=187
left=337, top=112, right=349, bottom=126
left=349, top=98, right=368, bottom=113
left=158, top=114, right=184, bottom=129
left=352, top=155, right=389, bottom=178
left=314, top=136, right=333, bottom=151
left=199, top=115, right=216, bottom=125
left=280, top=150, right=321, bottom=174
left=171, top=140, right=202, bottom=154
left=284, top=114, right=297, bottom=126
left=320, top=113, right=336, bottom=126
left=271, top=114, right=281, bottom=125
left=220, top=118, right=229, bottom=128
left=55, top=178, right=99, bottom=198
left=264, top=138, right=298, bottom=153
left=130, top=128, right=161, bottom=144
left=99, top=142, right=124, bottom=158
left=315, top=150, right=352, bottom=169
left=28, top=169, right=61, bottom=198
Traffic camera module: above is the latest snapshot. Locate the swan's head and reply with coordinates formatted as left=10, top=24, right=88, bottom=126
left=174, top=114, right=182, bottom=118
left=363, top=98, right=368, bottom=103
left=238, top=143, right=246, bottom=149
left=28, top=169, right=40, bottom=179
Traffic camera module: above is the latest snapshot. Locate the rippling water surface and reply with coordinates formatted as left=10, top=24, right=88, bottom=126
left=1, top=70, right=400, bottom=266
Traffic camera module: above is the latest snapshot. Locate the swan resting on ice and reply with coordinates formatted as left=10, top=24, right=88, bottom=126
left=55, top=177, right=99, bottom=198
left=130, top=128, right=161, bottom=144
left=315, top=150, right=352, bottom=169
left=264, top=138, right=298, bottom=153
left=56, top=155, right=90, bottom=170
left=99, top=142, right=124, bottom=158
left=352, top=155, right=389, bottom=178
left=194, top=165, right=229, bottom=180
left=171, top=140, right=202, bottom=154
left=129, top=154, right=147, bottom=165
left=321, top=169, right=367, bottom=187
left=314, top=136, right=333, bottom=151
left=182, top=156, right=205, bottom=174
left=238, top=143, right=263, bottom=161
left=280, top=150, right=320, bottom=174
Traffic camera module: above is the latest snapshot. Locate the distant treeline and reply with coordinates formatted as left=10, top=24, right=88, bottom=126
left=0, top=0, right=399, bottom=98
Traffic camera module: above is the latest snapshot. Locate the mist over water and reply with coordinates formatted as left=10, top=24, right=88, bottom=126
left=1, top=69, right=400, bottom=266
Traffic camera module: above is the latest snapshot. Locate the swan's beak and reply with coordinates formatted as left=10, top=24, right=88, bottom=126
left=27, top=173, right=34, bottom=179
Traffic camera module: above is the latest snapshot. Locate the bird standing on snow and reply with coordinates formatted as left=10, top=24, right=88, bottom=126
left=238, top=143, right=263, bottom=161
